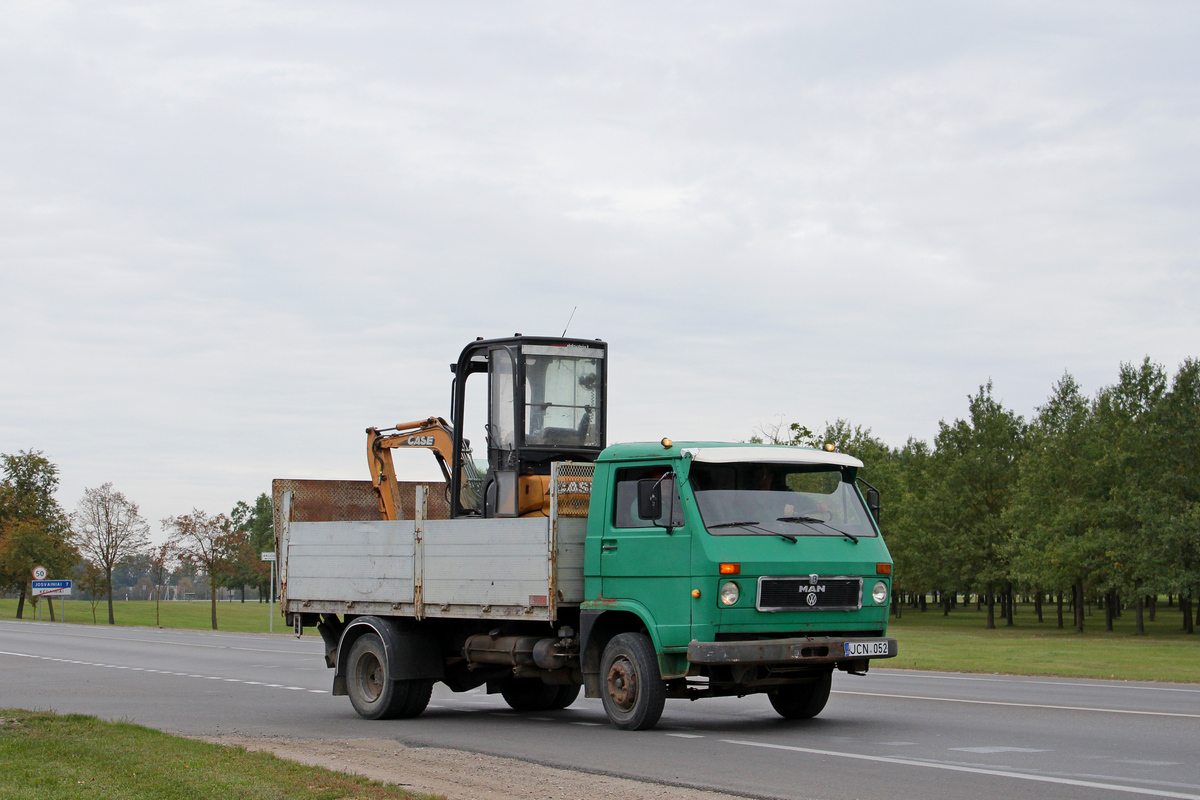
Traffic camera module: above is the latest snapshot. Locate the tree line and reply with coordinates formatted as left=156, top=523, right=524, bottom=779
left=758, top=357, right=1200, bottom=634
left=0, top=450, right=274, bottom=630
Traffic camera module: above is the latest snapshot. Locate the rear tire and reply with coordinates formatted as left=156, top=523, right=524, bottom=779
left=600, top=632, right=665, bottom=730
left=501, top=678, right=559, bottom=711
left=767, top=669, right=832, bottom=719
left=345, top=633, right=433, bottom=720
left=548, top=684, right=581, bottom=710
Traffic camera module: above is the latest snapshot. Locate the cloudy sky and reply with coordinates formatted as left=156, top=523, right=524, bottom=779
left=2, top=1, right=1198, bottom=535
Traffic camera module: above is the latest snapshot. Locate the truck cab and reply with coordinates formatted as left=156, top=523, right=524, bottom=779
left=578, top=441, right=895, bottom=728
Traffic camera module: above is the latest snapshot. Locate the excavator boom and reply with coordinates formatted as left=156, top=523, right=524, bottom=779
left=367, top=417, right=456, bottom=520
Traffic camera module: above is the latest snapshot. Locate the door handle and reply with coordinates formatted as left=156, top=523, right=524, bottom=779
left=601, top=540, right=618, bottom=552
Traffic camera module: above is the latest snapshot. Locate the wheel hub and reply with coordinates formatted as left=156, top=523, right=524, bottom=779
left=606, top=656, right=638, bottom=710
left=359, top=653, right=384, bottom=702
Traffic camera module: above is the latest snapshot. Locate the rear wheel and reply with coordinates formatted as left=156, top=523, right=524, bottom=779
left=548, top=684, right=581, bottom=710
left=500, top=678, right=559, bottom=711
left=600, top=633, right=665, bottom=730
left=500, top=680, right=580, bottom=711
left=767, top=669, right=832, bottom=719
left=345, top=633, right=433, bottom=720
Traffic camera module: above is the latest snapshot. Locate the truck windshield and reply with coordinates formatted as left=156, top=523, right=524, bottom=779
left=523, top=346, right=602, bottom=448
left=689, top=462, right=877, bottom=539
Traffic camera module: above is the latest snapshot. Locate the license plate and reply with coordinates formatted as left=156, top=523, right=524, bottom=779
left=844, top=640, right=890, bottom=657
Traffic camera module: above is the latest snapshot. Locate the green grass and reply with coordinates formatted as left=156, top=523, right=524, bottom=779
left=0, top=598, right=295, bottom=634
left=0, top=708, right=440, bottom=800
left=887, top=600, right=1200, bottom=683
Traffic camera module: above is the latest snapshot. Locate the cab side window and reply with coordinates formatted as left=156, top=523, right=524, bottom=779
left=612, top=466, right=684, bottom=528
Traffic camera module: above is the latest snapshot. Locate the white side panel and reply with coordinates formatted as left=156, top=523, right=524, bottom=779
left=286, top=521, right=415, bottom=604
left=554, top=517, right=587, bottom=603
left=423, top=518, right=550, bottom=607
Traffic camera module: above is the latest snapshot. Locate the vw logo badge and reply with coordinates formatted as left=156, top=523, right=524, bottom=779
left=806, top=592, right=818, bottom=606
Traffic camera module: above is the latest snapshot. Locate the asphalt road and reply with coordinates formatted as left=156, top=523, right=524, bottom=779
left=3, top=618, right=1198, bottom=800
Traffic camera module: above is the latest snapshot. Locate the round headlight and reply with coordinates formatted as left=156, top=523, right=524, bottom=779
left=720, top=581, right=740, bottom=606
left=872, top=580, right=888, bottom=605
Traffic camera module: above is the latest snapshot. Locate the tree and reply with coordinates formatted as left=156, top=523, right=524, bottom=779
left=231, top=494, right=273, bottom=601
left=147, top=539, right=178, bottom=626
left=0, top=451, right=76, bottom=619
left=77, top=562, right=107, bottom=624
left=1090, top=359, right=1170, bottom=634
left=70, top=483, right=151, bottom=625
left=220, top=529, right=259, bottom=602
left=1007, top=373, right=1107, bottom=632
left=1141, top=358, right=1200, bottom=633
left=163, top=510, right=236, bottom=630
left=926, top=382, right=1025, bottom=628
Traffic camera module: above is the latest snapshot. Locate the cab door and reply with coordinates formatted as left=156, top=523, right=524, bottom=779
left=599, top=465, right=692, bottom=648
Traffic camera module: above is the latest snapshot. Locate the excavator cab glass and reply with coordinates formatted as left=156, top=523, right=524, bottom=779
left=523, top=345, right=601, bottom=449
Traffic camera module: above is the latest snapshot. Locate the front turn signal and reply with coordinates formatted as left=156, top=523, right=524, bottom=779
left=877, top=563, right=892, bottom=575
left=719, top=563, right=740, bottom=575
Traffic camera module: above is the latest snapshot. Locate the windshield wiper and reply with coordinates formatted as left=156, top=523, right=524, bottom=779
left=708, top=520, right=796, bottom=543
left=777, top=516, right=858, bottom=545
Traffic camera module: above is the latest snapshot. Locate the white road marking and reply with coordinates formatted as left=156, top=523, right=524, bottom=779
left=879, top=670, right=1200, bottom=695
left=0, top=623, right=309, bottom=656
left=724, top=739, right=1200, bottom=800
left=951, top=746, right=1050, bottom=754
left=0, top=650, right=322, bottom=695
left=665, top=733, right=705, bottom=739
left=833, top=690, right=1200, bottom=718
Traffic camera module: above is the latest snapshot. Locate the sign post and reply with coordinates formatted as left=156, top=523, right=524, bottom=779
left=261, top=552, right=276, bottom=633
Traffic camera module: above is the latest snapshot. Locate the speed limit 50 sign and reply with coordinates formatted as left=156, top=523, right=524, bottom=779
left=32, top=566, right=47, bottom=581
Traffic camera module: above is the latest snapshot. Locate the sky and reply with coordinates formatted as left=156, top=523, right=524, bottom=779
left=2, top=1, right=1198, bottom=538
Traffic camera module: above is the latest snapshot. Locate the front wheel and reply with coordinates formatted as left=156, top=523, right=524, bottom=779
left=767, top=669, right=832, bottom=719
left=345, top=633, right=433, bottom=720
left=600, top=633, right=666, bottom=730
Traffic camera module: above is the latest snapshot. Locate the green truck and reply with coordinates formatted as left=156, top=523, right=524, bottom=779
left=276, top=336, right=896, bottom=730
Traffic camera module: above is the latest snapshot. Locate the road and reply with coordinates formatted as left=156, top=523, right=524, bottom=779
left=2, top=619, right=1198, bottom=800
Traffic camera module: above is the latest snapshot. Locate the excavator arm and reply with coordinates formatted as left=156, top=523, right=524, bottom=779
left=367, top=417, right=456, bottom=520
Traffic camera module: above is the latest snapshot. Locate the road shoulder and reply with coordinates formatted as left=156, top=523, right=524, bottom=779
left=206, top=735, right=764, bottom=800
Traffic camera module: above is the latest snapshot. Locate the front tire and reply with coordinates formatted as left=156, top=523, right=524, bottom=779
left=345, top=633, right=433, bottom=720
left=768, top=669, right=832, bottom=719
left=600, top=633, right=666, bottom=730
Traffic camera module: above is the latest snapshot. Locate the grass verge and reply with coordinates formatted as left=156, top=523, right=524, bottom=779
left=887, top=601, right=1200, bottom=683
left=0, top=598, right=289, bottom=634
left=0, top=708, right=440, bottom=800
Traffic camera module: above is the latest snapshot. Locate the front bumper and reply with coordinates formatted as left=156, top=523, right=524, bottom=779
left=687, top=636, right=897, bottom=666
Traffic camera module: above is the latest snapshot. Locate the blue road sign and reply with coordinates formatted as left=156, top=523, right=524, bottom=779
left=32, top=579, right=72, bottom=597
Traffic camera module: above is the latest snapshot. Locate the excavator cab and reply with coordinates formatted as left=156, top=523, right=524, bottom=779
left=449, top=335, right=607, bottom=518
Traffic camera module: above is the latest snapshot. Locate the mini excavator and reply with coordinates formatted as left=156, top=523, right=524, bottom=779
left=366, top=335, right=607, bottom=520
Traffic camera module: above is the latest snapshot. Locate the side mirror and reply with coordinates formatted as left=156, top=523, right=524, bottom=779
left=866, top=487, right=881, bottom=524
left=637, top=479, right=663, bottom=520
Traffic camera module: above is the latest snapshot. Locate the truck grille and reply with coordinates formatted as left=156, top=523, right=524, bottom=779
left=756, top=576, right=863, bottom=611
